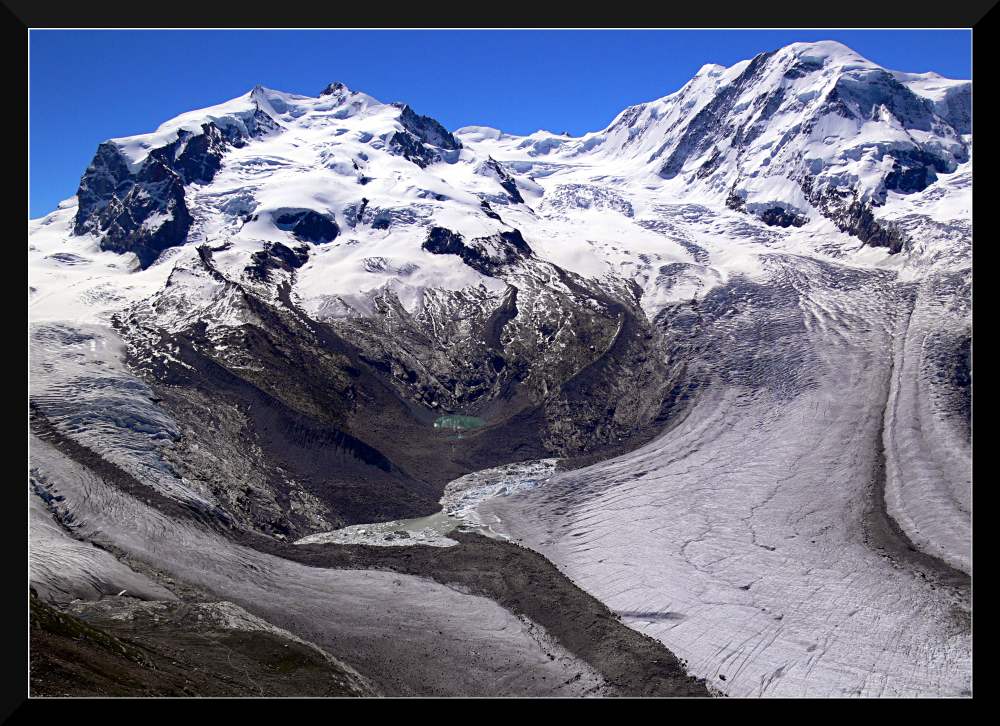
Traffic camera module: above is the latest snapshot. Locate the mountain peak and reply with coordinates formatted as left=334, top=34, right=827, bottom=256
left=694, top=63, right=726, bottom=78
left=320, top=81, right=352, bottom=97
left=780, top=39, right=875, bottom=68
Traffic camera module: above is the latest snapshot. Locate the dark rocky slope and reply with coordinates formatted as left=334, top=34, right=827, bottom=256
left=30, top=594, right=373, bottom=697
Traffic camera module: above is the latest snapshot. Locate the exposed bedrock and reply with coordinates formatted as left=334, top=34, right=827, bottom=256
left=802, top=179, right=909, bottom=253
left=383, top=103, right=463, bottom=168
left=74, top=110, right=278, bottom=268
left=246, top=241, right=311, bottom=281
left=119, top=257, right=682, bottom=535
left=271, top=208, right=340, bottom=243
left=421, top=226, right=533, bottom=277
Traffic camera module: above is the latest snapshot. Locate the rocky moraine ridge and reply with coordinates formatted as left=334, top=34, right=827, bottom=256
left=29, top=40, right=970, bottom=697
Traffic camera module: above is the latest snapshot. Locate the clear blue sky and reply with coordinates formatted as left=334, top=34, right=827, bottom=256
left=29, top=29, right=972, bottom=217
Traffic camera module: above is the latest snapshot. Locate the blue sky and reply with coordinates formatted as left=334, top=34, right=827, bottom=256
left=29, top=29, right=972, bottom=217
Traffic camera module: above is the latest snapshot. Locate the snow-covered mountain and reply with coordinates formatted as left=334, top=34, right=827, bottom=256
left=29, top=40, right=971, bottom=698
left=31, top=40, right=970, bottom=321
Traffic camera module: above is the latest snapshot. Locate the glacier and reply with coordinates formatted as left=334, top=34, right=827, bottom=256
left=28, top=39, right=971, bottom=697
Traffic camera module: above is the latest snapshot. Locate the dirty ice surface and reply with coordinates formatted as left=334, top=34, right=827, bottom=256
left=294, top=459, right=559, bottom=547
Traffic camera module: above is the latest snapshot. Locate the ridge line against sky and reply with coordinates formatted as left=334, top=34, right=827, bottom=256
left=29, top=29, right=971, bottom=217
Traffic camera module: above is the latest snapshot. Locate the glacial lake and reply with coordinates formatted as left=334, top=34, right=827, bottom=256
left=433, top=415, right=486, bottom=436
